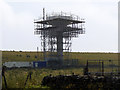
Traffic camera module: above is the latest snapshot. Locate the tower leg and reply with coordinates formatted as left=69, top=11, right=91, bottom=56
left=57, top=32, right=63, bottom=66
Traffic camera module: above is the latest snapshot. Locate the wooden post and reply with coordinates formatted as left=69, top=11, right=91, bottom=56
left=2, top=66, right=7, bottom=89
left=102, top=61, right=104, bottom=76
left=24, top=72, right=32, bottom=88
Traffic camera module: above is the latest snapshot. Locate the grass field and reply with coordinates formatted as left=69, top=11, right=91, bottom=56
left=2, top=51, right=119, bottom=88
left=2, top=51, right=118, bottom=63
left=2, top=68, right=83, bottom=88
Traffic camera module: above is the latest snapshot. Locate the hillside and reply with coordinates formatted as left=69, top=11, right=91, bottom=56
left=2, top=51, right=118, bottom=64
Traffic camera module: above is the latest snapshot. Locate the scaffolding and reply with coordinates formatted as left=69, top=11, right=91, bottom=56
left=34, top=10, right=85, bottom=66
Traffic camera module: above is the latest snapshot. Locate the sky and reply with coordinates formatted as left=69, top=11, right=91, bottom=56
left=0, top=0, right=119, bottom=52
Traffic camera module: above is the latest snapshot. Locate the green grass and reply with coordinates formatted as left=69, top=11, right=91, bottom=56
left=2, top=51, right=43, bottom=63
left=2, top=51, right=119, bottom=88
left=2, top=51, right=118, bottom=63
left=2, top=68, right=83, bottom=88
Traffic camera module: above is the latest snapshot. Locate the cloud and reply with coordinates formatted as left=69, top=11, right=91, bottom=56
left=4, top=0, right=119, bottom=3
left=0, top=0, right=118, bottom=52
left=0, top=0, right=15, bottom=28
left=0, top=0, right=41, bottom=51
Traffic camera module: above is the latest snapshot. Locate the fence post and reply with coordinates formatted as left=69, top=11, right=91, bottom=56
left=102, top=61, right=104, bottom=76
left=84, top=60, right=88, bottom=75
left=2, top=66, right=7, bottom=89
left=24, top=72, right=32, bottom=88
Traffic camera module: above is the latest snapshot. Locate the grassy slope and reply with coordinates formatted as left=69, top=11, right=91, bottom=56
left=2, top=51, right=118, bottom=64
left=2, top=51, right=43, bottom=63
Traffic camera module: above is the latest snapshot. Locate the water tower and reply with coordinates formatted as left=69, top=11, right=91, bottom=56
left=34, top=9, right=85, bottom=67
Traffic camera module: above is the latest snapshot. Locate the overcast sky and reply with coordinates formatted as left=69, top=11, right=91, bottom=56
left=0, top=0, right=119, bottom=52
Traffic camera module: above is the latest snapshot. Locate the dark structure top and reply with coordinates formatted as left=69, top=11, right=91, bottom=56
left=34, top=10, right=85, bottom=67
